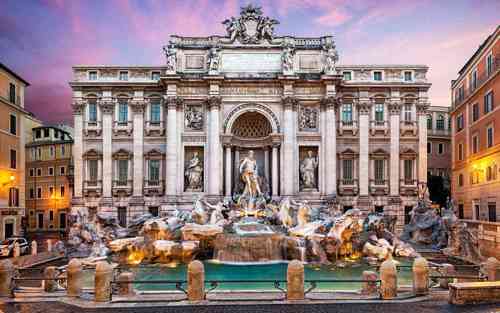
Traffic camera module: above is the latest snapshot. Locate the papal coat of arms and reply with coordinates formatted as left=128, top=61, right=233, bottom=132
left=222, top=4, right=279, bottom=44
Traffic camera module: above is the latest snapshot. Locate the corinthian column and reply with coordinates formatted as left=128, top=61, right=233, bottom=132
left=417, top=101, right=429, bottom=185
left=282, top=96, right=298, bottom=196
left=321, top=96, right=338, bottom=197
left=358, top=100, right=371, bottom=196
left=207, top=96, right=222, bottom=196
left=100, top=100, right=114, bottom=200
left=165, top=96, right=182, bottom=200
left=72, top=99, right=85, bottom=200
left=130, top=99, right=145, bottom=198
left=388, top=101, right=401, bottom=196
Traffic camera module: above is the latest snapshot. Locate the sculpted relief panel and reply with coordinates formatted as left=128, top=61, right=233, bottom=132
left=299, top=106, right=319, bottom=131
left=184, top=105, right=204, bottom=131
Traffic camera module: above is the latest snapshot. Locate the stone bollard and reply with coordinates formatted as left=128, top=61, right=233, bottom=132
left=117, top=272, right=135, bottom=296
left=94, top=261, right=113, bottom=302
left=483, top=257, right=500, bottom=281
left=439, top=263, right=455, bottom=289
left=44, top=266, right=59, bottom=292
left=47, top=239, right=52, bottom=253
left=67, top=259, right=83, bottom=297
left=287, top=260, right=304, bottom=300
left=361, top=270, right=378, bottom=295
left=0, top=259, right=15, bottom=297
left=31, top=241, right=37, bottom=256
left=412, top=257, right=429, bottom=295
left=380, top=258, right=397, bottom=299
left=13, top=242, right=20, bottom=258
left=187, top=260, right=205, bottom=301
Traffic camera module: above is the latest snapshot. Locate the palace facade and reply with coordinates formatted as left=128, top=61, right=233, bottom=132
left=70, top=6, right=430, bottom=231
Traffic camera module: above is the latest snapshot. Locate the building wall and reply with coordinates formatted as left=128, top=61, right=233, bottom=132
left=451, top=26, right=500, bottom=221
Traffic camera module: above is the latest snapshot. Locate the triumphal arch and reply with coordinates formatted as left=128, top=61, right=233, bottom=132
left=70, top=5, right=431, bottom=230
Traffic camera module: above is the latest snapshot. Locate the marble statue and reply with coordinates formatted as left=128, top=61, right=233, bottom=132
left=192, top=196, right=208, bottom=225
left=281, top=43, right=294, bottom=73
left=207, top=47, right=220, bottom=73
left=203, top=200, right=227, bottom=226
left=323, top=42, right=339, bottom=74
left=293, top=200, right=312, bottom=228
left=278, top=197, right=294, bottom=228
left=239, top=150, right=262, bottom=198
left=185, top=106, right=203, bottom=130
left=222, top=4, right=279, bottom=44
left=163, top=43, right=177, bottom=72
left=222, top=16, right=243, bottom=42
left=258, top=16, right=278, bottom=41
left=300, top=150, right=318, bottom=190
left=185, top=152, right=203, bottom=191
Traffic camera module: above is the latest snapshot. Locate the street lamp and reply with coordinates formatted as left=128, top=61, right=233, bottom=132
left=2, top=174, right=15, bottom=187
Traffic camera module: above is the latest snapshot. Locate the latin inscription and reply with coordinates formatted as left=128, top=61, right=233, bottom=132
left=221, top=86, right=282, bottom=95
left=221, top=53, right=282, bottom=72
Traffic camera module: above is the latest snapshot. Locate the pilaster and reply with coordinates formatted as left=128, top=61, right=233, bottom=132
left=282, top=96, right=298, bottom=196
left=72, top=99, right=85, bottom=199
left=388, top=101, right=401, bottom=196
left=417, top=100, right=429, bottom=185
left=321, top=96, right=339, bottom=197
left=207, top=96, right=222, bottom=196
left=165, top=96, right=183, bottom=202
left=130, top=97, right=145, bottom=201
left=358, top=100, right=371, bottom=197
left=99, top=98, right=115, bottom=200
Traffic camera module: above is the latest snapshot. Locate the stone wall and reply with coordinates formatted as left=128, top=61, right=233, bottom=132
left=462, top=220, right=500, bottom=260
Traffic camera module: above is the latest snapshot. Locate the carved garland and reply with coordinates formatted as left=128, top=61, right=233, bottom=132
left=223, top=103, right=280, bottom=133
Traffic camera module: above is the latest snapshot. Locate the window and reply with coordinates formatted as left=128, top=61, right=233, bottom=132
left=88, top=100, right=97, bottom=122
left=60, top=186, right=65, bottom=197
left=458, top=174, right=463, bottom=187
left=487, top=126, right=494, bottom=148
left=456, top=114, right=464, bottom=131
left=436, top=114, right=444, bottom=129
left=149, top=160, right=160, bottom=183
left=487, top=166, right=493, bottom=181
left=119, top=71, right=128, bottom=81
left=374, top=159, right=385, bottom=183
left=488, top=203, right=497, bottom=222
left=29, top=168, right=34, bottom=177
left=61, top=145, right=65, bottom=156
left=48, top=167, right=54, bottom=176
left=343, top=71, right=352, bottom=81
left=60, top=166, right=66, bottom=175
left=54, top=131, right=59, bottom=139
left=88, top=160, right=98, bottom=181
left=88, top=71, right=98, bottom=80
left=458, top=143, right=464, bottom=161
left=150, top=100, right=161, bottom=123
left=472, top=135, right=479, bottom=154
left=487, top=53, right=493, bottom=76
left=404, top=159, right=413, bottom=181
left=9, top=114, right=16, bottom=135
left=43, top=128, right=49, bottom=137
left=37, top=187, right=42, bottom=199
left=404, top=104, right=412, bottom=122
left=36, top=168, right=42, bottom=176
left=484, top=91, right=494, bottom=113
left=149, top=207, right=159, bottom=217
left=118, top=100, right=128, bottom=123
left=8, top=188, right=19, bottom=207
left=427, top=142, right=432, bottom=154
left=472, top=103, right=479, bottom=122
left=10, top=149, right=16, bottom=169
left=342, top=104, right=353, bottom=123
left=9, top=83, right=16, bottom=103
left=118, top=207, right=127, bottom=227
left=458, top=85, right=464, bottom=101
left=374, top=103, right=384, bottom=122
left=404, top=71, right=412, bottom=82
left=118, top=160, right=128, bottom=184
left=375, top=206, right=384, bottom=213
left=29, top=188, right=34, bottom=199
left=438, top=143, right=444, bottom=155
left=49, top=210, right=54, bottom=221
left=49, top=146, right=55, bottom=158
left=49, top=186, right=54, bottom=197
left=373, top=71, right=382, bottom=81
left=471, top=70, right=477, bottom=90
left=342, top=159, right=353, bottom=181
left=151, top=71, right=161, bottom=80
left=427, top=115, right=432, bottom=129
left=458, top=204, right=464, bottom=219
left=35, top=129, right=41, bottom=139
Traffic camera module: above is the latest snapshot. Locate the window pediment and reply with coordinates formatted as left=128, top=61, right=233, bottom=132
left=144, top=148, right=165, bottom=159
left=83, top=149, right=102, bottom=159
left=113, top=149, right=132, bottom=159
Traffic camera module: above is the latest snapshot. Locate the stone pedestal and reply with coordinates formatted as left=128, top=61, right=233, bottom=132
left=0, top=260, right=14, bottom=297
left=94, top=261, right=113, bottom=302
left=287, top=260, right=304, bottom=300
left=67, top=259, right=83, bottom=297
left=117, top=272, right=135, bottom=296
left=44, top=266, right=58, bottom=292
left=380, top=258, right=397, bottom=299
left=361, top=270, right=378, bottom=295
left=187, top=260, right=205, bottom=301
left=412, top=257, right=429, bottom=295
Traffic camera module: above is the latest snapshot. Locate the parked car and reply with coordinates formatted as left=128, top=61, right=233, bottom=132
left=0, top=237, right=28, bottom=257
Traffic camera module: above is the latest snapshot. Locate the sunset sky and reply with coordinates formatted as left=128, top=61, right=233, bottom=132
left=1, top=0, right=499, bottom=124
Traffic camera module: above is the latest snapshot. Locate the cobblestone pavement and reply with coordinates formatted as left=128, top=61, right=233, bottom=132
left=1, top=300, right=499, bottom=313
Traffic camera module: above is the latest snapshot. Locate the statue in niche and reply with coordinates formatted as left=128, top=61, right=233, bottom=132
left=185, top=151, right=203, bottom=191
left=300, top=150, right=318, bottom=190
left=207, top=47, right=221, bottom=73
left=163, top=43, right=177, bottom=72
left=323, top=42, right=339, bottom=74
left=281, top=43, right=295, bottom=73
left=239, top=150, right=262, bottom=198
left=185, top=106, right=203, bottom=130
left=299, top=107, right=318, bottom=130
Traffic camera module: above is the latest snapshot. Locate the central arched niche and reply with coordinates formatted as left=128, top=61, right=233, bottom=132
left=231, top=112, right=272, bottom=138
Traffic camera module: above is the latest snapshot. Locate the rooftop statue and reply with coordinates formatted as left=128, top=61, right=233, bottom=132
left=222, top=4, right=279, bottom=44
left=163, top=43, right=177, bottom=73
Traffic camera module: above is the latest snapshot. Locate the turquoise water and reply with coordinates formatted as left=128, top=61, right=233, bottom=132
left=129, top=260, right=414, bottom=291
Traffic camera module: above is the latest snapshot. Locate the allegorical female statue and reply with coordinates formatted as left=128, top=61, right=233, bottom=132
left=300, top=150, right=318, bottom=190
left=239, top=150, right=262, bottom=198
left=185, top=151, right=203, bottom=191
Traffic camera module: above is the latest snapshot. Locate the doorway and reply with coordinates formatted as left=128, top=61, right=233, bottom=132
left=488, top=203, right=497, bottom=222
left=59, top=213, right=67, bottom=229
left=37, top=213, right=44, bottom=229
left=4, top=222, right=14, bottom=239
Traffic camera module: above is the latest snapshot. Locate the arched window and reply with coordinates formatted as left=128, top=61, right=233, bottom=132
left=427, top=114, right=433, bottom=129
left=436, top=114, right=445, bottom=130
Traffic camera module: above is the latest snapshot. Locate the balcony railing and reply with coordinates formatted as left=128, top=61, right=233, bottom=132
left=370, top=179, right=388, bottom=195
left=338, top=178, right=358, bottom=195
left=144, top=179, right=165, bottom=195
left=428, top=128, right=451, bottom=137
left=84, top=121, right=102, bottom=136
left=112, top=179, right=133, bottom=196
left=369, top=120, right=389, bottom=135
left=145, top=120, right=165, bottom=136
left=113, top=121, right=133, bottom=135
left=83, top=180, right=102, bottom=195
left=337, top=120, right=358, bottom=135
left=452, top=54, right=499, bottom=109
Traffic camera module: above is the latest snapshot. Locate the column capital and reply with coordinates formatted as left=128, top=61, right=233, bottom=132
left=416, top=101, right=430, bottom=115
left=99, top=100, right=115, bottom=115
left=320, top=96, right=340, bottom=109
left=357, top=100, right=372, bottom=115
left=130, top=100, right=146, bottom=114
left=206, top=96, right=222, bottom=110
left=164, top=96, right=184, bottom=110
left=281, top=96, right=298, bottom=110
left=221, top=134, right=233, bottom=147
left=72, top=99, right=85, bottom=115
left=388, top=101, right=402, bottom=115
